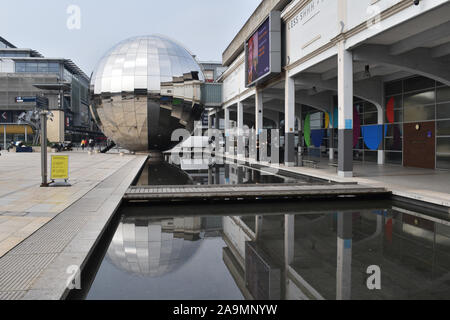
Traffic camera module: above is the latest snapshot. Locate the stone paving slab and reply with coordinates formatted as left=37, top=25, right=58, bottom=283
left=0, top=152, right=140, bottom=258
left=0, top=154, right=147, bottom=300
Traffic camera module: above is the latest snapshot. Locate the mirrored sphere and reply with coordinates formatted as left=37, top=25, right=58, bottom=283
left=90, top=35, right=205, bottom=152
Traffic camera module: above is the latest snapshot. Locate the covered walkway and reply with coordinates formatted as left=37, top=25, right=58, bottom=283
left=221, top=152, right=450, bottom=211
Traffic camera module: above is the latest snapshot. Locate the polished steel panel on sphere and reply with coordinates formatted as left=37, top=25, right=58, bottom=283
left=90, top=35, right=205, bottom=152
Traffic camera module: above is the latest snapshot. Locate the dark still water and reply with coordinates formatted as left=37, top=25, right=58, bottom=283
left=79, top=200, right=450, bottom=300
left=133, top=158, right=323, bottom=186
left=70, top=160, right=450, bottom=300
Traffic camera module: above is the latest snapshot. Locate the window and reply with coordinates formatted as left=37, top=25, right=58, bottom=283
left=15, top=62, right=26, bottom=73
left=437, top=120, right=450, bottom=136
left=204, top=70, right=214, bottom=83
left=48, top=62, right=60, bottom=73
left=404, top=90, right=436, bottom=122
left=404, top=76, right=436, bottom=93
left=38, top=62, right=48, bottom=73
left=25, top=62, right=38, bottom=72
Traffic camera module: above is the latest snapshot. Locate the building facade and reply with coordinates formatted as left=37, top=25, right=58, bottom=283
left=0, top=37, right=101, bottom=146
left=215, top=0, right=450, bottom=175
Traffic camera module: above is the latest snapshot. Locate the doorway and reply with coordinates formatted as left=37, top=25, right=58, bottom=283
left=403, top=121, right=435, bottom=169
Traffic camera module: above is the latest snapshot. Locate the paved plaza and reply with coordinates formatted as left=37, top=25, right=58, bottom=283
left=0, top=151, right=147, bottom=299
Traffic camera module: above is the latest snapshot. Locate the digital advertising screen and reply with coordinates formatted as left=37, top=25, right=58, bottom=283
left=247, top=18, right=270, bottom=85
left=245, top=11, right=281, bottom=88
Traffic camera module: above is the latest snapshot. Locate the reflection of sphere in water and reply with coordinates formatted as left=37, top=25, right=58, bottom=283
left=107, top=217, right=202, bottom=277
left=90, top=35, right=205, bottom=152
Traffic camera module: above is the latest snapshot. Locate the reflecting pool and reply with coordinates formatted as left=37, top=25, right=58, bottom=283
left=77, top=199, right=450, bottom=300
left=70, top=160, right=450, bottom=300
left=133, top=158, right=324, bottom=186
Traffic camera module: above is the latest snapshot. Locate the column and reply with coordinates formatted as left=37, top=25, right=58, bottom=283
left=207, top=115, right=212, bottom=139
left=237, top=166, right=244, bottom=184
left=285, top=76, right=296, bottom=167
left=297, top=109, right=303, bottom=166
left=378, top=98, right=385, bottom=165
left=255, top=90, right=263, bottom=161
left=214, top=111, right=220, bottom=130
left=329, top=120, right=335, bottom=161
left=224, top=163, right=230, bottom=184
left=208, top=115, right=212, bottom=129
left=337, top=41, right=354, bottom=177
left=208, top=167, right=213, bottom=185
left=3, top=125, right=6, bottom=150
left=284, top=214, right=294, bottom=266
left=336, top=212, right=353, bottom=300
left=237, top=101, right=245, bottom=158
left=224, top=106, right=231, bottom=155
left=25, top=126, right=28, bottom=143
left=214, top=166, right=220, bottom=185
left=255, top=215, right=263, bottom=240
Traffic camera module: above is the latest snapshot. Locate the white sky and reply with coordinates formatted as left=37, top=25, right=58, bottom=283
left=1, top=0, right=262, bottom=75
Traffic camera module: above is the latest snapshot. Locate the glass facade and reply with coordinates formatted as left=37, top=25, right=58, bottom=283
left=0, top=52, right=29, bottom=57
left=385, top=76, right=450, bottom=169
left=299, top=76, right=450, bottom=170
left=15, top=61, right=60, bottom=74
left=354, top=100, right=379, bottom=163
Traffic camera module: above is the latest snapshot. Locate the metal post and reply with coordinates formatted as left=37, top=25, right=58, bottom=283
left=3, top=125, right=6, bottom=150
left=40, top=112, right=48, bottom=187
left=25, top=125, right=28, bottom=143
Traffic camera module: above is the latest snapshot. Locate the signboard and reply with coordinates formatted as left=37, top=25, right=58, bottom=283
left=15, top=96, right=36, bottom=103
left=245, top=11, right=281, bottom=87
left=51, top=155, right=69, bottom=180
left=286, top=0, right=338, bottom=64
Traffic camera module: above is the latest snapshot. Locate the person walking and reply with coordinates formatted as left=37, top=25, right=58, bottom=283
left=89, top=138, right=95, bottom=152
left=81, top=138, right=86, bottom=151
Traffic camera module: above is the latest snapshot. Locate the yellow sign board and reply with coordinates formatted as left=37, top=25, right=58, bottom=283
left=51, top=155, right=69, bottom=180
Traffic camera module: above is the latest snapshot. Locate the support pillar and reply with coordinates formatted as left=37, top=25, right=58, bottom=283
left=337, top=41, right=354, bottom=177
left=377, top=97, right=385, bottom=165
left=255, top=90, right=263, bottom=162
left=284, top=214, right=294, bottom=266
left=329, top=124, right=335, bottom=161
left=297, top=111, right=303, bottom=166
left=255, top=215, right=263, bottom=240
left=237, top=101, right=245, bottom=158
left=225, top=107, right=231, bottom=155
left=208, top=167, right=213, bottom=185
left=336, top=212, right=352, bottom=300
left=237, top=166, right=244, bottom=184
left=214, top=166, right=220, bottom=185
left=285, top=76, right=296, bottom=167
left=214, top=112, right=220, bottom=130
left=208, top=115, right=212, bottom=129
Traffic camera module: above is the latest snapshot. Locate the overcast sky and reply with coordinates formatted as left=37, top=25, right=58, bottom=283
left=0, top=0, right=261, bottom=75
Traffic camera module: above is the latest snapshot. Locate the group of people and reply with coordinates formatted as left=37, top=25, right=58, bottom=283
left=81, top=138, right=95, bottom=151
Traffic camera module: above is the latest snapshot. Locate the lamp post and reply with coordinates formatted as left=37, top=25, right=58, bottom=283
left=40, top=111, right=49, bottom=187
